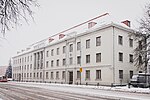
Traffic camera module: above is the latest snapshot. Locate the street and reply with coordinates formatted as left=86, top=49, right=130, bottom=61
left=0, top=82, right=150, bottom=100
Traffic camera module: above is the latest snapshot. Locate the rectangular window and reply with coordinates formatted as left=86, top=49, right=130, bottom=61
left=56, top=59, right=59, bottom=66
left=96, top=70, right=101, bottom=79
left=30, top=73, right=32, bottom=77
left=46, top=72, right=49, bottom=79
left=34, top=73, right=35, bottom=78
left=51, top=49, right=54, bottom=56
left=30, top=64, right=32, bottom=69
left=62, top=71, right=65, bottom=79
left=77, top=56, right=81, bottom=65
left=63, top=46, right=66, bottom=53
left=130, top=70, right=133, bottom=79
left=27, top=73, right=29, bottom=78
left=51, top=60, right=54, bottom=67
left=46, top=61, right=49, bottom=67
left=86, top=70, right=90, bottom=80
left=96, top=53, right=101, bottom=62
left=77, top=71, right=81, bottom=79
left=69, top=44, right=73, bottom=52
left=129, top=38, right=133, bottom=47
left=86, top=39, right=90, bottom=49
left=30, top=55, right=32, bottom=61
left=51, top=72, right=54, bottom=79
left=86, top=55, right=90, bottom=63
left=56, top=71, right=59, bottom=79
left=96, top=36, right=101, bottom=46
left=77, top=42, right=81, bottom=50
left=46, top=51, right=49, bottom=57
left=119, top=70, right=123, bottom=79
left=119, top=52, right=123, bottom=62
left=69, top=57, right=73, bottom=65
left=57, top=48, right=59, bottom=55
left=118, top=35, right=123, bottom=45
left=40, top=72, right=42, bottom=79
left=129, top=54, right=133, bottom=63
left=37, top=72, right=39, bottom=78
left=63, top=58, right=66, bottom=66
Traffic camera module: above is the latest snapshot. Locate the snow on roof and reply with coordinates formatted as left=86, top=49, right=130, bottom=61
left=14, top=13, right=135, bottom=57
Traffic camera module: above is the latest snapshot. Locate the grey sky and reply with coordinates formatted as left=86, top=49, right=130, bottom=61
left=0, top=0, right=149, bottom=65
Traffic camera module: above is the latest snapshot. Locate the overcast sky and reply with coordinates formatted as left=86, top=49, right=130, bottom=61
left=0, top=0, right=149, bottom=66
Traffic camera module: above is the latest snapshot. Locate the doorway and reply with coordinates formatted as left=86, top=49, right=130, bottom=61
left=69, top=71, right=73, bottom=84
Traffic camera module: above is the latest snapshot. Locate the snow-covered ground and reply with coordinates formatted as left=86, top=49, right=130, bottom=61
left=7, top=81, right=150, bottom=100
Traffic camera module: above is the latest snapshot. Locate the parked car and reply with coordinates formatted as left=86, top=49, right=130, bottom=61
left=0, top=76, right=8, bottom=82
left=130, top=73, right=150, bottom=88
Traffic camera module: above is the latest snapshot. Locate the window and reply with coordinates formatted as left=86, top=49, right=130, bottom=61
left=96, top=36, right=101, bottom=46
left=27, top=73, right=29, bottom=78
left=119, top=70, right=123, bottom=79
left=130, top=71, right=133, bottom=79
left=40, top=72, right=42, bottom=79
left=51, top=60, right=54, bottom=67
left=86, top=55, right=90, bottom=63
left=62, top=71, right=65, bottom=79
left=51, top=49, right=54, bottom=56
left=37, top=72, right=39, bottom=78
left=118, top=35, right=123, bottom=45
left=96, top=53, right=101, bottom=62
left=46, top=72, right=49, bottom=79
left=69, top=44, right=73, bottom=52
left=119, top=52, right=123, bottom=62
left=25, top=65, right=26, bottom=70
left=77, top=42, right=81, bottom=50
left=129, top=54, right=133, bottom=63
left=24, top=73, right=26, bottom=78
left=77, top=71, right=81, bottom=79
left=30, top=55, right=32, bottom=61
left=85, top=70, right=90, bottom=80
left=46, top=50, right=49, bottom=57
left=63, top=58, right=66, bottom=66
left=57, top=48, right=59, bottom=55
left=30, top=73, right=32, bottom=77
left=69, top=57, right=73, bottom=65
left=77, top=56, right=81, bottom=65
left=129, top=38, right=133, bottom=47
left=63, top=46, right=66, bottom=53
left=28, top=56, right=29, bottom=62
left=46, top=61, right=49, bottom=67
left=34, top=73, right=35, bottom=78
left=51, top=72, right=54, bottom=79
left=30, top=64, right=32, bottom=69
left=96, top=70, right=101, bottom=79
left=86, top=39, right=90, bottom=48
left=56, top=59, right=59, bottom=66
left=56, top=71, right=59, bottom=79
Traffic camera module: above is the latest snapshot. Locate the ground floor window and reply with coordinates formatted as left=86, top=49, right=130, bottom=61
left=46, top=72, right=49, bottom=79
left=85, top=70, right=90, bottom=80
left=62, top=71, right=65, bottom=79
left=119, top=70, right=123, bottom=79
left=77, top=71, right=81, bottom=79
left=51, top=72, right=54, bottom=79
left=96, top=70, right=101, bottom=79
left=56, top=71, right=59, bottom=79
left=129, top=70, right=133, bottom=79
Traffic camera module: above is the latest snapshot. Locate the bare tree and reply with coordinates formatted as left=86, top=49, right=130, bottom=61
left=0, top=0, right=38, bottom=35
left=134, top=3, right=150, bottom=73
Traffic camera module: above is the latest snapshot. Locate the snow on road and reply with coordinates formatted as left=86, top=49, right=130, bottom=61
left=7, top=81, right=150, bottom=100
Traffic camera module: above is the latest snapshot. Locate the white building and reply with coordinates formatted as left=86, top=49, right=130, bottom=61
left=12, top=14, right=138, bottom=86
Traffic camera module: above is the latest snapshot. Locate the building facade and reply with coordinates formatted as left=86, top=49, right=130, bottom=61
left=12, top=19, right=138, bottom=86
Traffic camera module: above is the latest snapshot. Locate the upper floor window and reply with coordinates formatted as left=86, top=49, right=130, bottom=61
left=119, top=52, right=123, bottom=62
left=63, top=58, right=66, bottom=66
left=56, top=59, right=59, bottom=66
left=86, top=54, right=90, bottom=63
left=96, top=53, right=101, bottom=62
left=69, top=57, right=73, bottom=65
left=129, top=54, right=133, bottom=63
left=46, top=72, right=49, bottom=79
left=63, top=46, right=66, bottom=53
left=96, top=36, right=101, bottom=46
left=46, top=61, right=49, bottom=67
left=129, top=38, right=133, bottom=47
left=62, top=71, right=65, bottom=79
left=85, top=70, right=90, bottom=80
left=51, top=60, right=54, bottom=67
left=56, top=71, right=59, bottom=79
left=57, top=48, right=59, bottom=55
left=69, top=44, right=73, bottom=52
left=86, top=39, right=90, bottom=49
left=46, top=51, right=49, bottom=57
left=51, top=72, right=54, bottom=79
left=118, top=35, right=123, bottom=45
left=51, top=49, right=54, bottom=56
left=119, top=70, right=123, bottom=79
left=77, top=56, right=81, bottom=65
left=77, top=42, right=81, bottom=50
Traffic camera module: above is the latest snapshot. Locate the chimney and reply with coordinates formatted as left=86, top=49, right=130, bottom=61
left=59, top=34, right=65, bottom=39
left=88, top=22, right=97, bottom=29
left=121, top=20, right=130, bottom=27
left=49, top=37, right=54, bottom=42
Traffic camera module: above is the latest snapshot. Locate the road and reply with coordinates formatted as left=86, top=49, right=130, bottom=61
left=0, top=82, right=150, bottom=100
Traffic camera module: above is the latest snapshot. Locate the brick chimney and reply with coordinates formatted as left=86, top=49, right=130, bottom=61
left=121, top=20, right=130, bottom=27
left=88, top=22, right=97, bottom=29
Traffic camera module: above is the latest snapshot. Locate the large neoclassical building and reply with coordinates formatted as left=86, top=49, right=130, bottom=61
left=12, top=14, right=139, bottom=85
